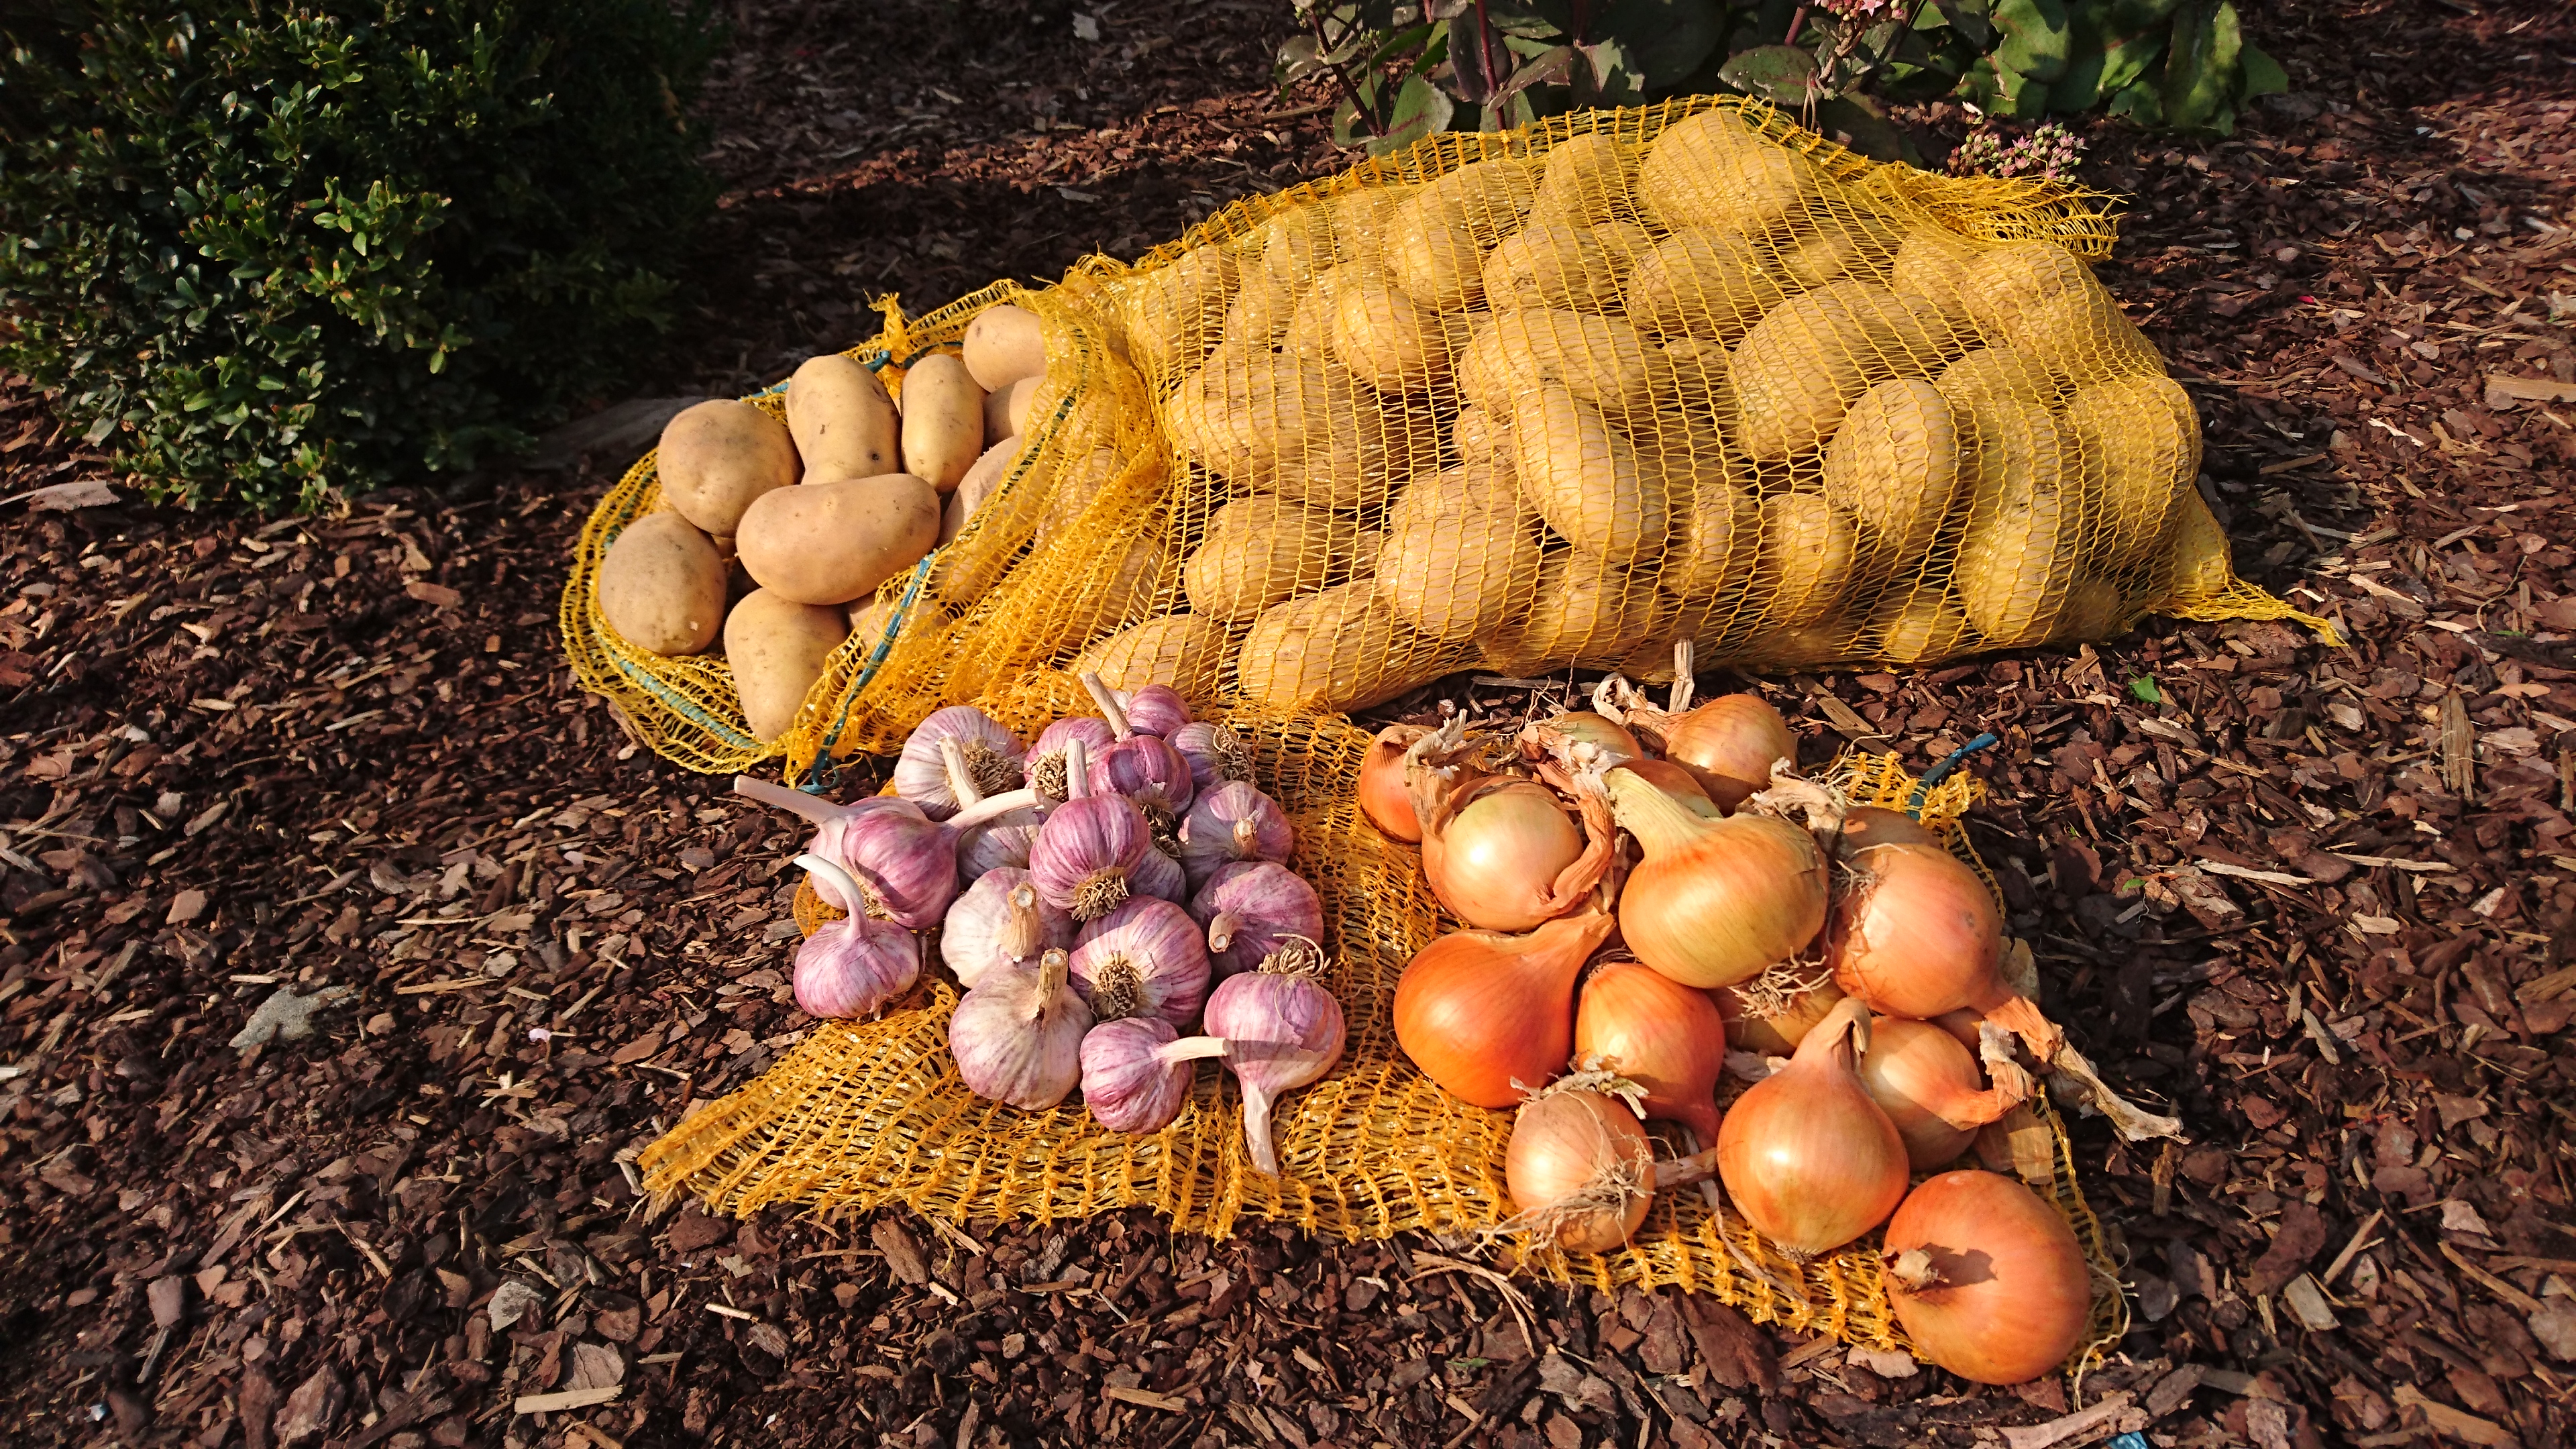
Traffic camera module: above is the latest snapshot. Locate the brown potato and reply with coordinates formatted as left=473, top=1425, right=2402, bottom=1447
left=1822, top=378, right=1961, bottom=561
left=898, top=354, right=987, bottom=494
left=1530, top=131, right=1640, bottom=227
left=1638, top=107, right=1816, bottom=235
left=1509, top=384, right=1670, bottom=564
left=961, top=304, right=1046, bottom=391
left=1477, top=551, right=1662, bottom=674
left=1778, top=206, right=1902, bottom=288
left=657, top=400, right=800, bottom=537
left=1329, top=266, right=1462, bottom=394
left=735, top=472, right=943, bottom=606
left=985, top=376, right=1042, bottom=446
left=1183, top=495, right=1366, bottom=621
left=1623, top=228, right=1790, bottom=342
left=1868, top=586, right=1976, bottom=667
left=1376, top=504, right=1545, bottom=643
left=1754, top=492, right=1862, bottom=630
left=724, top=589, right=847, bottom=743
left=1662, top=474, right=1762, bottom=602
left=786, top=355, right=900, bottom=482
left=1387, top=462, right=1533, bottom=533
left=1269, top=388, right=1442, bottom=512
left=598, top=511, right=727, bottom=657
left=1481, top=220, right=1631, bottom=315
left=1459, top=308, right=1662, bottom=419
left=1383, top=201, right=1491, bottom=313
left=2065, top=374, right=2200, bottom=571
left=930, top=437, right=1042, bottom=607
left=1238, top=582, right=1442, bottom=710
left=1955, top=482, right=2078, bottom=646
left=1070, top=614, right=1234, bottom=702
left=1123, top=245, right=1239, bottom=376
left=1729, top=282, right=1964, bottom=461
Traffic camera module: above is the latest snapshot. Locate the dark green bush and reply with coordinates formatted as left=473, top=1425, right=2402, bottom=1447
left=0, top=0, right=718, bottom=513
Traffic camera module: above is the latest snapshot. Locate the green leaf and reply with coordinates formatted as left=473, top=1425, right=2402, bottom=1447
left=2129, top=676, right=2163, bottom=704
left=2093, top=17, right=2171, bottom=97
left=2239, top=41, right=2288, bottom=99
left=2045, top=7, right=2106, bottom=111
left=1369, top=72, right=1454, bottom=152
left=1580, top=0, right=1725, bottom=90
left=2161, top=0, right=2243, bottom=133
left=1992, top=0, right=2072, bottom=84
left=1718, top=44, right=1821, bottom=105
left=1814, top=96, right=1907, bottom=161
left=2105, top=74, right=2165, bottom=125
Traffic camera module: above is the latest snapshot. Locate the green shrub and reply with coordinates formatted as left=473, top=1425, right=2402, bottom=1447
left=0, top=0, right=718, bottom=513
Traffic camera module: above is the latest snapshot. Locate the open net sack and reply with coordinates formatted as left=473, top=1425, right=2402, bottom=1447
left=567, top=94, right=2326, bottom=783
left=641, top=672, right=2127, bottom=1360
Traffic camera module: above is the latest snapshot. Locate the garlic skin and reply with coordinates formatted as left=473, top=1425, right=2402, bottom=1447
left=1080, top=1018, right=1227, bottom=1134
left=1132, top=845, right=1189, bottom=906
left=1091, top=734, right=1197, bottom=823
left=1167, top=720, right=1256, bottom=796
left=957, top=808, right=1043, bottom=880
left=1026, top=716, right=1116, bottom=804
left=941, top=868, right=1074, bottom=989
left=950, top=948, right=1091, bottom=1110
left=1189, top=860, right=1326, bottom=978
left=892, top=706, right=1026, bottom=820
left=1115, top=684, right=1194, bottom=739
left=1176, top=781, right=1295, bottom=888
left=1203, top=948, right=1346, bottom=1175
left=1030, top=739, right=1150, bottom=922
left=1068, top=897, right=1212, bottom=1028
left=808, top=806, right=959, bottom=930
left=792, top=913, right=922, bottom=1018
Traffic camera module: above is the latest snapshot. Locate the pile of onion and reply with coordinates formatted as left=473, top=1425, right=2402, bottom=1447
left=1882, top=1171, right=2091, bottom=1384
left=735, top=679, right=1346, bottom=1156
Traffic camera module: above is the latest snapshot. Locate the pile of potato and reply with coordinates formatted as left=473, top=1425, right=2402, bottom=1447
left=595, top=306, right=1056, bottom=741
left=1085, top=105, right=2203, bottom=710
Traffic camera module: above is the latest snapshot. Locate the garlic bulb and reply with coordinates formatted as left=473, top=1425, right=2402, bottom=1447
left=1068, top=897, right=1212, bottom=1028
left=1132, top=844, right=1189, bottom=906
left=1116, top=684, right=1195, bottom=738
left=791, top=901, right=922, bottom=1019
left=1168, top=720, right=1256, bottom=796
left=1081, top=1017, right=1227, bottom=1134
left=941, top=869, right=1073, bottom=989
left=949, top=947, right=1091, bottom=1109
left=1175, top=782, right=1295, bottom=889
left=808, top=802, right=958, bottom=931
left=1203, top=944, right=1346, bottom=1175
left=1030, top=739, right=1152, bottom=922
left=892, top=706, right=1026, bottom=820
left=1026, top=716, right=1116, bottom=804
left=1190, top=860, right=1326, bottom=978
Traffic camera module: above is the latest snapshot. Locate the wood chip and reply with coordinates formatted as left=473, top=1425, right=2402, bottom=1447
left=2440, top=1241, right=2544, bottom=1314
left=513, top=1385, right=622, bottom=1415
left=2197, top=859, right=2314, bottom=887
left=2000, top=1390, right=2135, bottom=1449
left=2393, top=1385, right=2516, bottom=1446
left=2485, top=372, right=2576, bottom=406
left=1102, top=1386, right=1187, bottom=1412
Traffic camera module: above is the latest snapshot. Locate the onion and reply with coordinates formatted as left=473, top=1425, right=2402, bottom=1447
left=1602, top=767, right=1827, bottom=989
left=1857, top=1016, right=2027, bottom=1170
left=1357, top=723, right=1428, bottom=843
left=1713, top=997, right=1908, bottom=1257
left=1715, top=971, right=1845, bottom=1056
left=1393, top=910, right=1617, bottom=1108
left=1422, top=777, right=1611, bottom=933
left=1882, top=1170, right=2091, bottom=1385
left=1840, top=804, right=1936, bottom=853
left=1503, top=1077, right=1654, bottom=1254
left=1542, top=710, right=1642, bottom=763
left=1616, top=757, right=1721, bottom=820
left=1572, top=961, right=1725, bottom=1142
left=1648, top=694, right=1795, bottom=813
left=1828, top=842, right=2060, bottom=1057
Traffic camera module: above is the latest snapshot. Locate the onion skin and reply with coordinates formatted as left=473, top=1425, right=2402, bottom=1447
left=1616, top=757, right=1721, bottom=820
left=1714, top=975, right=1846, bottom=1056
left=1603, top=768, right=1827, bottom=989
left=1827, top=842, right=2059, bottom=1055
left=1840, top=804, right=1937, bottom=852
left=1573, top=961, right=1725, bottom=1142
left=1358, top=724, right=1428, bottom=842
left=1394, top=911, right=1617, bottom=1108
left=1505, top=1087, right=1654, bottom=1254
left=1882, top=1170, right=2091, bottom=1385
left=1857, top=1016, right=2021, bottom=1170
left=1423, top=778, right=1597, bottom=933
left=1715, top=997, right=1909, bottom=1257
left=1653, top=694, right=1795, bottom=812
left=1548, top=711, right=1642, bottom=762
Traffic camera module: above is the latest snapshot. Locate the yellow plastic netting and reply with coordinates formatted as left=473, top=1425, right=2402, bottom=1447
left=566, top=93, right=2326, bottom=782
left=641, top=672, right=2127, bottom=1361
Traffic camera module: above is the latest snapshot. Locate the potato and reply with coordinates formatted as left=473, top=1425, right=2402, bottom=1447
left=1935, top=345, right=2066, bottom=411
left=657, top=400, right=800, bottom=537
left=930, top=438, right=1043, bottom=606
left=1623, top=228, right=1790, bottom=342
left=2155, top=489, right=2235, bottom=603
left=1477, top=551, right=1661, bottom=674
left=1509, top=384, right=1671, bottom=565
left=1999, top=289, right=2163, bottom=386
left=897, top=354, right=986, bottom=494
left=724, top=589, right=847, bottom=743
left=1729, top=282, right=1963, bottom=462
left=1165, top=342, right=1341, bottom=482
left=1957, top=240, right=2098, bottom=337
left=1238, top=582, right=1441, bottom=711
left=1183, top=495, right=1366, bottom=621
left=1458, top=308, right=1661, bottom=419
left=2054, top=578, right=2127, bottom=643
left=1063, top=535, right=1177, bottom=645
left=1387, top=462, right=1534, bottom=533
left=1822, top=378, right=1961, bottom=561
left=786, top=355, right=900, bottom=482
left=736, top=472, right=943, bottom=606
left=1331, top=188, right=1405, bottom=264
left=1123, top=245, right=1239, bottom=376
left=1415, top=156, right=1539, bottom=240
left=2065, top=374, right=2200, bottom=572
left=1868, top=586, right=1975, bottom=667
left=1034, top=445, right=1128, bottom=546
left=1625, top=340, right=1738, bottom=474
left=1450, top=405, right=1513, bottom=472
left=1746, top=619, right=1860, bottom=669
left=1376, top=502, right=1545, bottom=643
left=1071, top=614, right=1234, bottom=701
left=1384, top=201, right=1491, bottom=313
left=1329, top=266, right=1463, bottom=394
left=1268, top=386, right=1442, bottom=513
left=1481, top=220, right=1631, bottom=315
left=1257, top=203, right=1339, bottom=282
left=1663, top=474, right=1762, bottom=602
left=598, top=511, right=727, bottom=657
left=1280, top=264, right=1360, bottom=359
left=961, top=303, right=1046, bottom=390
left=989, top=376, right=1042, bottom=443
left=1638, top=107, right=1816, bottom=235
left=1950, top=391, right=2070, bottom=512
left=1778, top=205, right=1902, bottom=289
left=1955, top=483, right=2078, bottom=646
left=1755, top=492, right=1862, bottom=630
left=1530, top=131, right=1640, bottom=227
left=1889, top=225, right=1984, bottom=327
left=848, top=592, right=954, bottom=657
left=1225, top=265, right=1301, bottom=343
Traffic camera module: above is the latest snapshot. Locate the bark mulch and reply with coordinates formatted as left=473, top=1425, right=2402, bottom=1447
left=3, top=1, right=2575, bottom=1446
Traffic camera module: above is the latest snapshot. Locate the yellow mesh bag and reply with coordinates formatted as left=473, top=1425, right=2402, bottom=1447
left=570, top=94, right=2324, bottom=781
left=642, top=672, right=2127, bottom=1364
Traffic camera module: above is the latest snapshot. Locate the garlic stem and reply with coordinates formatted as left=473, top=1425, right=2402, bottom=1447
left=1064, top=737, right=1093, bottom=798
left=948, top=788, right=1042, bottom=833
left=735, top=775, right=859, bottom=824
left=941, top=736, right=986, bottom=810
left=1081, top=672, right=1134, bottom=740
left=794, top=853, right=866, bottom=915
left=1670, top=640, right=1695, bottom=713
left=1156, top=1034, right=1230, bottom=1066
left=1205, top=909, right=1240, bottom=955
